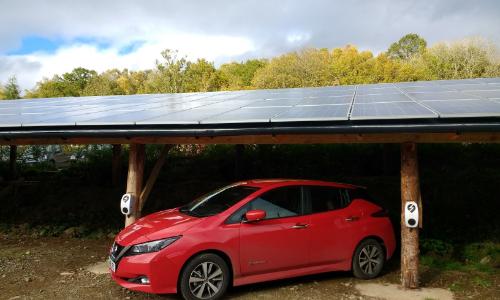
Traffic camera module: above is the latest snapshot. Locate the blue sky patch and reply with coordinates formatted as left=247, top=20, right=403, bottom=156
left=118, top=40, right=146, bottom=55
left=7, top=36, right=63, bottom=55
left=6, top=35, right=113, bottom=55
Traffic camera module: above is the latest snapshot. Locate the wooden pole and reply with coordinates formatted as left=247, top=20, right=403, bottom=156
left=124, top=144, right=145, bottom=227
left=139, top=145, right=172, bottom=211
left=111, top=144, right=122, bottom=186
left=9, top=145, right=17, bottom=180
left=400, top=142, right=421, bottom=289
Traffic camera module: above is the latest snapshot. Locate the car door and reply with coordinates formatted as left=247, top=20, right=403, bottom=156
left=238, top=185, right=310, bottom=275
left=305, top=185, right=359, bottom=266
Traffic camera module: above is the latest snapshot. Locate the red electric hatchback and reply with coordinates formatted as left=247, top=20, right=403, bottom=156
left=110, top=179, right=395, bottom=300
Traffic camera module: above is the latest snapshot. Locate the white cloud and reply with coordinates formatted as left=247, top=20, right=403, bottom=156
left=1, top=33, right=255, bottom=91
left=1, top=0, right=500, bottom=90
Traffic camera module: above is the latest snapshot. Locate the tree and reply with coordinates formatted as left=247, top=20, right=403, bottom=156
left=82, top=69, right=124, bottom=96
left=388, top=34, right=427, bottom=60
left=62, top=67, right=98, bottom=95
left=26, top=67, right=98, bottom=98
left=424, top=38, right=496, bottom=79
left=252, top=49, right=334, bottom=89
left=26, top=75, right=74, bottom=98
left=183, top=59, right=218, bottom=92
left=143, top=49, right=188, bottom=93
left=219, top=59, right=267, bottom=90
left=3, top=76, right=21, bottom=99
left=331, top=45, right=375, bottom=84
left=116, top=70, right=148, bottom=94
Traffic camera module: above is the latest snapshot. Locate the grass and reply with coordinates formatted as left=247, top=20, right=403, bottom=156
left=420, top=239, right=499, bottom=275
left=472, top=276, right=492, bottom=288
left=449, top=282, right=464, bottom=292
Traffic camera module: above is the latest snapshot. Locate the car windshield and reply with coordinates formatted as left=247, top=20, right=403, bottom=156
left=179, top=185, right=259, bottom=217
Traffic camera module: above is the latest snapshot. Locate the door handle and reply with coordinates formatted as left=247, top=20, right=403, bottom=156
left=292, top=223, right=309, bottom=229
left=345, top=216, right=359, bottom=222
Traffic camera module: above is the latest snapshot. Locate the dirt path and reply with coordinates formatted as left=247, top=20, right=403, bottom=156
left=1, top=234, right=498, bottom=300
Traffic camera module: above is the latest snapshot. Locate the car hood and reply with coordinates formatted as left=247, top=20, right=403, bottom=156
left=115, top=208, right=202, bottom=246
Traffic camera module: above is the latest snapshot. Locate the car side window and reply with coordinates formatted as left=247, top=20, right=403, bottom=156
left=249, top=186, right=302, bottom=219
left=306, top=186, right=351, bottom=214
left=226, top=186, right=302, bottom=223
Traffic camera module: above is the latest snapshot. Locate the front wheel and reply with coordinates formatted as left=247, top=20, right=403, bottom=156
left=179, top=253, right=230, bottom=300
left=352, top=238, right=385, bottom=279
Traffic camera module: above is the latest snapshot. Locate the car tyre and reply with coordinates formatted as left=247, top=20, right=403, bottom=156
left=352, top=238, right=385, bottom=279
left=179, top=253, right=230, bottom=300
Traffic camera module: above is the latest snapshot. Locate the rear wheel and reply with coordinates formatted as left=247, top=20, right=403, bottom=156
left=179, top=253, right=229, bottom=300
left=352, top=238, right=385, bottom=279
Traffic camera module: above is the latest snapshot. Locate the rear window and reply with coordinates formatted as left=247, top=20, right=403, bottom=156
left=180, top=185, right=259, bottom=217
left=306, top=186, right=352, bottom=214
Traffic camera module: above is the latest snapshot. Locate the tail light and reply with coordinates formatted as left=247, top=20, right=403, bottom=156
left=371, top=209, right=389, bottom=218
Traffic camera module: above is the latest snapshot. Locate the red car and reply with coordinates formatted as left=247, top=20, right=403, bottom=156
left=109, top=179, right=396, bottom=300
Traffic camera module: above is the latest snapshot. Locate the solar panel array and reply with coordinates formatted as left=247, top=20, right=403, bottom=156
left=1, top=78, right=500, bottom=128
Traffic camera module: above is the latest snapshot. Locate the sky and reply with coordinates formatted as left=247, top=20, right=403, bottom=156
left=1, top=0, right=499, bottom=91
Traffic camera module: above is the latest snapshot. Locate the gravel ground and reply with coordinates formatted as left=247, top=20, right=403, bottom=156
left=1, top=234, right=498, bottom=300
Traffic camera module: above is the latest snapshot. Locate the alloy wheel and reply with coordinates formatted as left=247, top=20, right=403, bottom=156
left=358, top=244, right=383, bottom=275
left=188, top=261, right=224, bottom=299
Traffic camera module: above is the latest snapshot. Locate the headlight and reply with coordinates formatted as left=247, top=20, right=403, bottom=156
left=128, top=236, right=180, bottom=255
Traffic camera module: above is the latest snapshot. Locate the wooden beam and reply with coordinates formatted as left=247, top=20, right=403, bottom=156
left=9, top=145, right=17, bottom=180
left=139, top=145, right=173, bottom=211
left=124, top=144, right=145, bottom=227
left=3, top=131, right=500, bottom=146
left=400, top=142, right=421, bottom=289
left=111, top=144, right=122, bottom=186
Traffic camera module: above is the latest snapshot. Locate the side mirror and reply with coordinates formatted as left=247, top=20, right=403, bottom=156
left=244, top=209, right=266, bottom=222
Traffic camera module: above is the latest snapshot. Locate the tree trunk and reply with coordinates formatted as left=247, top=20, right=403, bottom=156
left=124, top=144, right=145, bottom=227
left=400, top=142, right=421, bottom=288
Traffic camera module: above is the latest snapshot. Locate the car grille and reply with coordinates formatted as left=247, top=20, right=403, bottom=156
left=110, top=242, right=124, bottom=261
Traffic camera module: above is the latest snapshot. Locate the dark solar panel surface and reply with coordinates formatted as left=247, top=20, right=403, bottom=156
left=1, top=78, right=500, bottom=128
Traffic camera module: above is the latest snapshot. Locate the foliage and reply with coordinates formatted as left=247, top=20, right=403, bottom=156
left=421, top=239, right=454, bottom=258
left=1, top=76, right=21, bottom=100
left=26, top=68, right=97, bottom=98
left=420, top=238, right=499, bottom=274
left=252, top=48, right=335, bottom=88
left=219, top=59, right=267, bottom=89
left=424, top=37, right=497, bottom=79
left=388, top=33, right=427, bottom=60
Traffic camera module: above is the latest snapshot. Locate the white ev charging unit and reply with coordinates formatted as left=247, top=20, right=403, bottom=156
left=120, top=194, right=134, bottom=216
left=404, top=201, right=419, bottom=228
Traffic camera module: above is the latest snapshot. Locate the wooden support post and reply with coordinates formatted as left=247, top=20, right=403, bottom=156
left=125, top=144, right=145, bottom=227
left=139, top=145, right=172, bottom=211
left=400, top=142, right=421, bottom=289
left=112, top=144, right=122, bottom=186
left=9, top=145, right=17, bottom=180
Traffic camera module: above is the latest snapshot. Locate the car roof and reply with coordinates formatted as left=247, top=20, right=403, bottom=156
left=236, top=179, right=361, bottom=190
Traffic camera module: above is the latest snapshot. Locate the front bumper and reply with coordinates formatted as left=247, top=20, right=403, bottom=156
left=109, top=249, right=180, bottom=294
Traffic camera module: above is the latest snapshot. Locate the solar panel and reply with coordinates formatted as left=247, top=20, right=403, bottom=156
left=355, top=93, right=412, bottom=103
left=350, top=101, right=437, bottom=120
left=421, top=99, right=500, bottom=118
left=201, top=107, right=287, bottom=124
left=272, top=104, right=350, bottom=122
left=0, top=78, right=500, bottom=129
left=408, top=91, right=480, bottom=101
